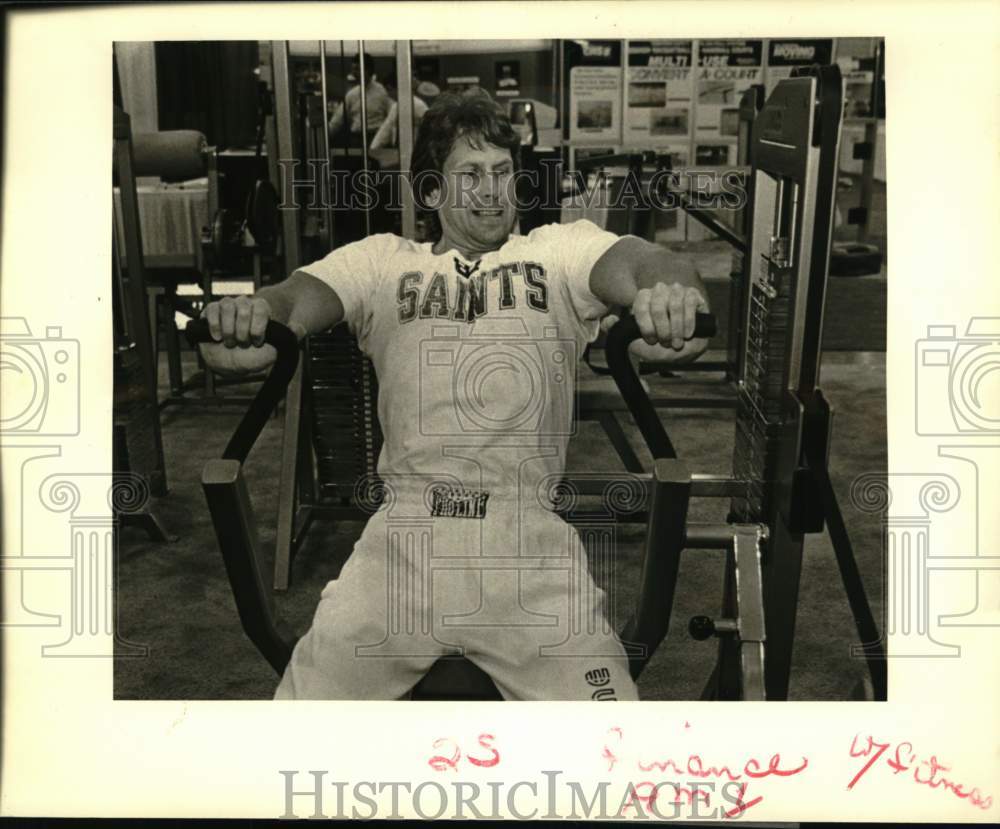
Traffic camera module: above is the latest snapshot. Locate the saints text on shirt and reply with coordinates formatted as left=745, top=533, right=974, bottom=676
left=396, top=262, right=550, bottom=324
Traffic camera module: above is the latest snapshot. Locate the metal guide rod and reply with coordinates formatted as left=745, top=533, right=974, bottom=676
left=357, top=41, right=371, bottom=238
left=800, top=69, right=842, bottom=393
left=337, top=42, right=350, bottom=163
left=319, top=41, right=334, bottom=252
left=787, top=80, right=820, bottom=390
left=733, top=526, right=766, bottom=700
left=271, top=41, right=300, bottom=272
left=558, top=39, right=567, bottom=173
left=620, top=39, right=628, bottom=149
left=558, top=474, right=748, bottom=500
left=111, top=212, right=130, bottom=343
left=274, top=358, right=304, bottom=591
left=395, top=40, right=416, bottom=240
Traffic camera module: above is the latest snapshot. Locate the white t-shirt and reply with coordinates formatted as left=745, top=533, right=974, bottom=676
left=299, top=220, right=624, bottom=513
left=329, top=80, right=393, bottom=136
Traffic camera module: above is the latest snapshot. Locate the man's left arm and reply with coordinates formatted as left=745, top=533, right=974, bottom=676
left=588, top=235, right=711, bottom=364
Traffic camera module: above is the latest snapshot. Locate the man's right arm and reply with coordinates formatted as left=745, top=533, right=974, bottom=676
left=256, top=270, right=345, bottom=339
left=200, top=271, right=345, bottom=376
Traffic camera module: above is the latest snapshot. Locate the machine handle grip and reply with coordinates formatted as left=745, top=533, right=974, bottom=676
left=604, top=311, right=717, bottom=460
left=607, top=311, right=714, bottom=341
left=185, top=318, right=301, bottom=463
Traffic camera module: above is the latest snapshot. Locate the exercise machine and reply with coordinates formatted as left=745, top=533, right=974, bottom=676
left=112, top=106, right=171, bottom=540
left=587, top=64, right=883, bottom=700
left=567, top=83, right=764, bottom=385
left=564, top=86, right=764, bottom=472
left=118, top=124, right=274, bottom=409
left=185, top=311, right=718, bottom=699
left=122, top=127, right=220, bottom=407
left=201, top=51, right=884, bottom=700
left=624, top=64, right=885, bottom=700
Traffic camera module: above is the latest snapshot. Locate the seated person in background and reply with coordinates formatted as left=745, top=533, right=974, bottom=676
left=199, top=92, right=710, bottom=701
left=369, top=76, right=429, bottom=151
left=328, top=52, right=392, bottom=145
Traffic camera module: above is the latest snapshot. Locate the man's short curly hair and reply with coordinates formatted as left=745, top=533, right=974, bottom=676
left=410, top=92, right=521, bottom=241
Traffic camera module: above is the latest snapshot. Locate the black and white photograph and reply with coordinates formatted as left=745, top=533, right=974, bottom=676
left=575, top=98, right=614, bottom=129
left=2, top=2, right=997, bottom=823
left=110, top=36, right=889, bottom=705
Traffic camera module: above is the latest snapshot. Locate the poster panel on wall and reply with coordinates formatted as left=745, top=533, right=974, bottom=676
left=565, top=39, right=623, bottom=145
left=695, top=39, right=763, bottom=168
left=625, top=40, right=693, bottom=149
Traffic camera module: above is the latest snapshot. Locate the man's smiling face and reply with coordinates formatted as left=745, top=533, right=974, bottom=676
left=430, top=133, right=517, bottom=258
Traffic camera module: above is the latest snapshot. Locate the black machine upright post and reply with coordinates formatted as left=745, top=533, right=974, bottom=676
left=113, top=106, right=169, bottom=501
left=620, top=459, right=691, bottom=679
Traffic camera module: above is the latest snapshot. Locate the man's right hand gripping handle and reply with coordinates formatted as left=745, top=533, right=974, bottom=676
left=198, top=296, right=301, bottom=377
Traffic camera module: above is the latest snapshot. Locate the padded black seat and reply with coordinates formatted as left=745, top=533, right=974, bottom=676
left=412, top=658, right=504, bottom=701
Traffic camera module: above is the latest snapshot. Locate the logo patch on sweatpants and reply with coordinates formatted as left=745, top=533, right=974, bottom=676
left=430, top=485, right=490, bottom=519
left=585, top=666, right=617, bottom=700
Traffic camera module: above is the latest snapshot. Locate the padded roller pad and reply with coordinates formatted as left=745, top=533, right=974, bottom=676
left=132, top=130, right=207, bottom=181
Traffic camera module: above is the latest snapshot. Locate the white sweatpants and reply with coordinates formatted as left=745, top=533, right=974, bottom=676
left=274, top=500, right=638, bottom=701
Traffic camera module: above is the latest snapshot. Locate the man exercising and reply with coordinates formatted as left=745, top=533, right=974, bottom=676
left=328, top=52, right=392, bottom=145
left=200, top=93, right=710, bottom=700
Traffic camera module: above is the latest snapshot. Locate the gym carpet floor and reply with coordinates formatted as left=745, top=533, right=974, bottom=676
left=114, top=241, right=887, bottom=702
